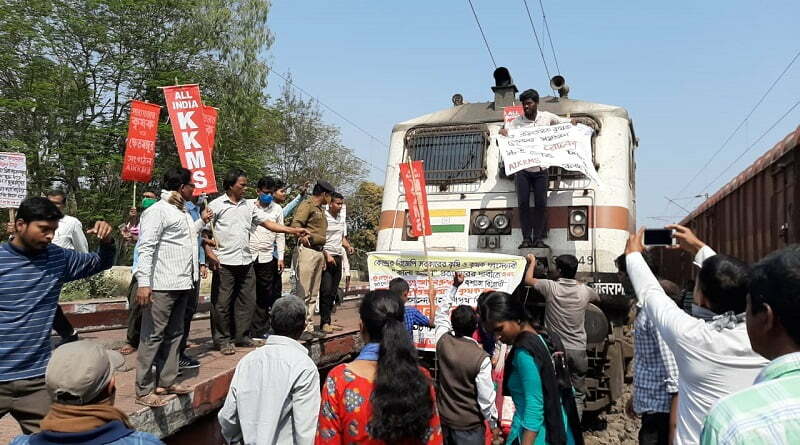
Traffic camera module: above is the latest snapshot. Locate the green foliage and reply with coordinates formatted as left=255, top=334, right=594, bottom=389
left=346, top=181, right=383, bottom=271
left=60, top=273, right=118, bottom=301
left=0, top=0, right=367, bottom=247
left=267, top=79, right=368, bottom=194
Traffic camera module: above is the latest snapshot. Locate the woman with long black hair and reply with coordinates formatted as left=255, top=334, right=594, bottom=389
left=479, top=291, right=582, bottom=445
left=316, top=289, right=442, bottom=444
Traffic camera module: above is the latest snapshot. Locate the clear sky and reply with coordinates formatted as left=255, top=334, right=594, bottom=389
left=265, top=1, right=800, bottom=225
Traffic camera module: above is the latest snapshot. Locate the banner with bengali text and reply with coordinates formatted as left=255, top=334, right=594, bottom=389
left=121, top=100, right=161, bottom=182
left=497, top=123, right=600, bottom=184
left=367, top=251, right=526, bottom=350
left=0, top=152, right=27, bottom=208
left=162, top=84, right=217, bottom=195
left=202, top=105, right=218, bottom=155
left=399, top=161, right=432, bottom=237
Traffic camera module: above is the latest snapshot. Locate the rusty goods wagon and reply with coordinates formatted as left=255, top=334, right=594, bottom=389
left=655, top=125, right=800, bottom=284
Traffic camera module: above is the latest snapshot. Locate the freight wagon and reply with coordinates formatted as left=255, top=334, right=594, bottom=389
left=655, top=125, right=800, bottom=284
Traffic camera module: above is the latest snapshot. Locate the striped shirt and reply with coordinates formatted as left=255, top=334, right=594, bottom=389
left=701, top=351, right=800, bottom=445
left=132, top=203, right=205, bottom=274
left=627, top=247, right=768, bottom=444
left=135, top=193, right=204, bottom=290
left=633, top=309, right=679, bottom=414
left=0, top=241, right=115, bottom=382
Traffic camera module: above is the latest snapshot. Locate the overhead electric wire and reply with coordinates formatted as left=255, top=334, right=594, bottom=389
left=522, top=0, right=553, bottom=86
left=662, top=48, right=800, bottom=215
left=537, top=0, right=561, bottom=75
left=467, top=0, right=497, bottom=69
left=266, top=67, right=387, bottom=174
left=699, top=97, right=800, bottom=196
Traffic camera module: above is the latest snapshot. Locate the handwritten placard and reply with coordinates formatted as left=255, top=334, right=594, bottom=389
left=0, top=152, right=27, bottom=208
left=498, top=123, right=600, bottom=184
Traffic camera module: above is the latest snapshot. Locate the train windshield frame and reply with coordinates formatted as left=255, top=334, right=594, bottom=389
left=404, top=124, right=489, bottom=185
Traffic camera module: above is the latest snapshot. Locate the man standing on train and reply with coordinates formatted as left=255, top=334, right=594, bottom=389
left=499, top=88, right=577, bottom=249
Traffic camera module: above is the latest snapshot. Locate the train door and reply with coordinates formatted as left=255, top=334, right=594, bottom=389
left=773, top=152, right=797, bottom=247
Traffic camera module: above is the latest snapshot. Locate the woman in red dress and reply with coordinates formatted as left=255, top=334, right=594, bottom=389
left=316, top=289, right=443, bottom=445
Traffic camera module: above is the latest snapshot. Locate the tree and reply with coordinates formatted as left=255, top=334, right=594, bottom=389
left=267, top=77, right=367, bottom=194
left=0, top=0, right=276, bottom=227
left=346, top=181, right=383, bottom=271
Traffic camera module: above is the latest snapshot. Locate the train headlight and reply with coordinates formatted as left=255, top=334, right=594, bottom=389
left=568, top=207, right=589, bottom=241
left=474, top=214, right=491, bottom=232
left=493, top=214, right=510, bottom=230
left=570, top=210, right=586, bottom=225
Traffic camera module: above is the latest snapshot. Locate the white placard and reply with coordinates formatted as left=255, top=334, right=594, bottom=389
left=498, top=123, right=600, bottom=185
left=0, top=153, right=27, bottom=208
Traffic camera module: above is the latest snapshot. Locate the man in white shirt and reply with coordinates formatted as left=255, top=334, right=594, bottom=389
left=624, top=225, right=768, bottom=445
left=219, top=296, right=320, bottom=445
left=249, top=176, right=288, bottom=338
left=433, top=273, right=499, bottom=445
left=206, top=169, right=308, bottom=355
left=134, top=167, right=212, bottom=408
left=499, top=89, right=576, bottom=249
left=46, top=190, right=87, bottom=346
left=46, top=190, right=89, bottom=253
left=319, top=192, right=353, bottom=334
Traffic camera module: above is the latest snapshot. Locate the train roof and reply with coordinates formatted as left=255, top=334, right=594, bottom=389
left=392, top=96, right=632, bottom=132
left=683, top=124, right=800, bottom=223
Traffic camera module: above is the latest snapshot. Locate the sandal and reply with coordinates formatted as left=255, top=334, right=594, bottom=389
left=155, top=384, right=192, bottom=395
left=135, top=393, right=167, bottom=408
left=118, top=344, right=137, bottom=355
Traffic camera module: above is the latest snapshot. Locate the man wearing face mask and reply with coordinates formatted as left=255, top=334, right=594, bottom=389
left=248, top=176, right=288, bottom=338
left=291, top=180, right=335, bottom=340
left=206, top=169, right=309, bottom=355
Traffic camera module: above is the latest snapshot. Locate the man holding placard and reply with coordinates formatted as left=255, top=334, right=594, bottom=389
left=499, top=89, right=577, bottom=249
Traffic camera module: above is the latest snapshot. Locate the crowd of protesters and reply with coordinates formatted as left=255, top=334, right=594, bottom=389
left=3, top=161, right=800, bottom=445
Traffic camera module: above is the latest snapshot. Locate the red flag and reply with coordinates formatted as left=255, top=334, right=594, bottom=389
left=503, top=105, right=523, bottom=126
left=121, top=101, right=161, bottom=182
left=202, top=105, right=218, bottom=155
left=399, top=160, right=432, bottom=237
left=162, top=84, right=218, bottom=195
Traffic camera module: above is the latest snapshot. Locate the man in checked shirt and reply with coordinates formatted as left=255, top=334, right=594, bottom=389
left=617, top=253, right=681, bottom=445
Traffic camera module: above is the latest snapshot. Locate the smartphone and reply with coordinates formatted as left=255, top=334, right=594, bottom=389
left=644, top=228, right=674, bottom=246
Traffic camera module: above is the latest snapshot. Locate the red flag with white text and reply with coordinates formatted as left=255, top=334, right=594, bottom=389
left=202, top=105, right=218, bottom=155
left=503, top=105, right=523, bottom=126
left=162, top=84, right=217, bottom=195
left=121, top=100, right=161, bottom=182
left=399, top=160, right=432, bottom=237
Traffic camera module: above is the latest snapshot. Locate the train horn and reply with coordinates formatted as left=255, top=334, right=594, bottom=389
left=550, top=75, right=569, bottom=98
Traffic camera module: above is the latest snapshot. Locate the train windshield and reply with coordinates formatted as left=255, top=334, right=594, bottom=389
left=406, top=124, right=488, bottom=185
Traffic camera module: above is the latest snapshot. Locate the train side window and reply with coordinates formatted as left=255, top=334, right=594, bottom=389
left=405, top=124, right=488, bottom=185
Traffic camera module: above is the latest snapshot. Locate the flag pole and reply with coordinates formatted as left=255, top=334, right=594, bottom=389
left=408, top=160, right=436, bottom=319
left=132, top=182, right=137, bottom=209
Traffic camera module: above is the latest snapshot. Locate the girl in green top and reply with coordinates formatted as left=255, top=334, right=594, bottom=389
left=478, top=291, right=582, bottom=445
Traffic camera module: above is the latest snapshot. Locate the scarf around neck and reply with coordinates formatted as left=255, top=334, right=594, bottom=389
left=40, top=395, right=132, bottom=433
left=161, top=189, right=185, bottom=212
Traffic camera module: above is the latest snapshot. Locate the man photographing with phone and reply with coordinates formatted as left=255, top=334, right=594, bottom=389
left=624, top=225, right=768, bottom=444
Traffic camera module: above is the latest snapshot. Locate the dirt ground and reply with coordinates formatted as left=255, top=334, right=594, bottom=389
left=584, top=387, right=640, bottom=445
